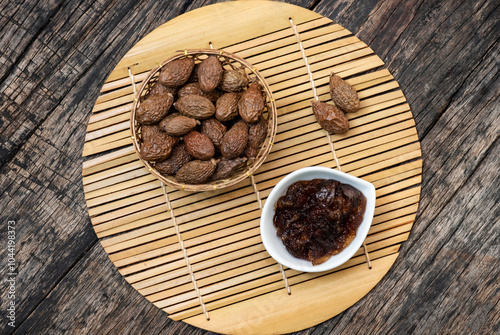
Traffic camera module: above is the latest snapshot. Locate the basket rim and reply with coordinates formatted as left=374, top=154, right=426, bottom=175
left=130, top=48, right=278, bottom=192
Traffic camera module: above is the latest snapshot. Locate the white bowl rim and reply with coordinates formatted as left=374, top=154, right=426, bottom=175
left=260, top=166, right=376, bottom=273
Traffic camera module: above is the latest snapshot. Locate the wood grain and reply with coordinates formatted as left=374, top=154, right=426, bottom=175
left=0, top=0, right=498, bottom=334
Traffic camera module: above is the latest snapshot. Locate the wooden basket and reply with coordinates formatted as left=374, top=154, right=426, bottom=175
left=130, top=49, right=278, bottom=192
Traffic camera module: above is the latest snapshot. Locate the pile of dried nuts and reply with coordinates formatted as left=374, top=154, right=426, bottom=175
left=311, top=73, right=360, bottom=134
left=135, top=54, right=269, bottom=185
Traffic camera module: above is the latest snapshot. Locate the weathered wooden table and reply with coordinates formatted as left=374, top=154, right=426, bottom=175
left=1, top=0, right=498, bottom=334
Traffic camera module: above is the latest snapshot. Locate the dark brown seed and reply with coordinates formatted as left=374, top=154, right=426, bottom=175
left=175, top=159, right=217, bottom=184
left=140, top=125, right=179, bottom=162
left=155, top=142, right=192, bottom=175
left=177, top=82, right=221, bottom=102
left=136, top=91, right=174, bottom=124
left=211, top=157, right=247, bottom=180
left=159, top=114, right=199, bottom=136
left=146, top=82, right=176, bottom=97
left=201, top=118, right=227, bottom=148
left=220, top=121, right=249, bottom=159
left=159, top=112, right=179, bottom=122
left=198, top=55, right=224, bottom=93
left=246, top=115, right=268, bottom=158
left=219, top=69, right=249, bottom=92
left=329, top=72, right=360, bottom=113
left=183, top=130, right=215, bottom=160
left=311, top=100, right=349, bottom=134
left=238, top=82, right=265, bottom=123
left=174, top=94, right=216, bottom=119
left=215, top=92, right=240, bottom=122
left=158, top=58, right=195, bottom=87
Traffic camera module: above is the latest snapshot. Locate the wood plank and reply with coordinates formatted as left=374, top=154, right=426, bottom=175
left=7, top=0, right=498, bottom=334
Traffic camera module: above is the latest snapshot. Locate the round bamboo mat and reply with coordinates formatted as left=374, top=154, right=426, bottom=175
left=82, top=1, right=422, bottom=334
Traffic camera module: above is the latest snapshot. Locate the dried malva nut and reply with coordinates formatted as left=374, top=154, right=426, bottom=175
left=159, top=112, right=180, bottom=122
left=158, top=113, right=179, bottom=132
left=238, top=81, right=265, bottom=123
left=148, top=82, right=176, bottom=97
left=220, top=120, right=249, bottom=159
left=158, top=57, right=195, bottom=87
left=183, top=130, right=215, bottom=160
left=136, top=86, right=174, bottom=124
left=174, top=94, right=216, bottom=119
left=219, top=69, right=249, bottom=92
left=211, top=157, right=247, bottom=180
left=198, top=55, right=224, bottom=93
left=246, top=115, right=268, bottom=158
left=175, top=159, right=217, bottom=184
left=311, top=100, right=349, bottom=134
left=177, top=82, right=221, bottom=102
left=329, top=72, right=360, bottom=113
left=201, top=118, right=226, bottom=148
left=140, top=124, right=179, bottom=162
left=155, top=142, right=192, bottom=175
left=215, top=92, right=240, bottom=122
left=159, top=114, right=199, bottom=136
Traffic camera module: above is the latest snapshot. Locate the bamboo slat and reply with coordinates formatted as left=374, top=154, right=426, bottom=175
left=82, top=2, right=422, bottom=334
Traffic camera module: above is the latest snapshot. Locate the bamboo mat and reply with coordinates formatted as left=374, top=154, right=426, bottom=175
left=82, top=2, right=422, bottom=334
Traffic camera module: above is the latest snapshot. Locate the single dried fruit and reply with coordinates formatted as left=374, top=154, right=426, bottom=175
left=136, top=90, right=174, bottom=124
left=183, top=130, right=215, bottom=160
left=220, top=121, right=249, bottom=159
left=311, top=100, right=349, bottom=134
left=238, top=82, right=265, bottom=123
left=155, top=142, right=192, bottom=175
left=174, top=94, right=216, bottom=119
left=140, top=125, right=179, bottom=162
left=175, top=159, right=217, bottom=184
left=246, top=115, right=268, bottom=158
left=158, top=111, right=179, bottom=121
left=201, top=118, right=227, bottom=148
left=177, top=82, right=221, bottom=102
left=215, top=92, right=240, bottom=122
left=159, top=114, right=199, bottom=136
left=211, top=157, right=247, bottom=180
left=198, top=55, right=224, bottom=93
left=219, top=69, right=249, bottom=92
left=158, top=58, right=195, bottom=87
left=329, top=72, right=360, bottom=113
left=147, top=82, right=176, bottom=97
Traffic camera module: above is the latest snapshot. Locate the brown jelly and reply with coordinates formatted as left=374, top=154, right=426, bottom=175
left=273, top=178, right=366, bottom=265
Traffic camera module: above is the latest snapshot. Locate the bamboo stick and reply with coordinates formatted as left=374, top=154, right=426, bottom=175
left=83, top=167, right=152, bottom=196
left=82, top=146, right=135, bottom=172
left=85, top=121, right=129, bottom=142
left=93, top=203, right=168, bottom=232
left=82, top=158, right=142, bottom=184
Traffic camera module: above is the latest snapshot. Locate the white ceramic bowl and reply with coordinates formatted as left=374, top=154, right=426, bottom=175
left=260, top=166, right=376, bottom=272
